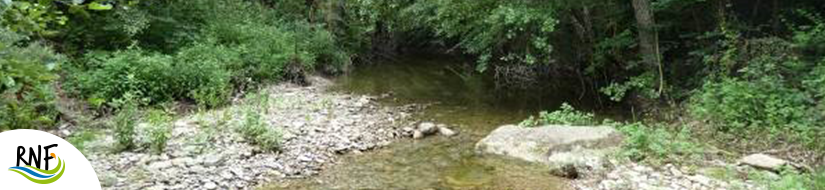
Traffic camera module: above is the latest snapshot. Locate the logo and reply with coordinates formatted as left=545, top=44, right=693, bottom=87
left=0, top=130, right=101, bottom=189
left=8, top=144, right=66, bottom=184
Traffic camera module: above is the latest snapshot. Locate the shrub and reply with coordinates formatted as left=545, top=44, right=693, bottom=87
left=112, top=96, right=138, bottom=152
left=690, top=37, right=824, bottom=149
left=67, top=46, right=235, bottom=108
left=617, top=123, right=702, bottom=164
left=236, top=92, right=281, bottom=151
left=66, top=49, right=176, bottom=105
left=144, top=109, right=172, bottom=154
left=690, top=78, right=811, bottom=135
left=750, top=168, right=825, bottom=190
left=238, top=106, right=282, bottom=151
left=0, top=28, right=62, bottom=130
left=519, top=103, right=596, bottom=127
left=174, top=43, right=235, bottom=108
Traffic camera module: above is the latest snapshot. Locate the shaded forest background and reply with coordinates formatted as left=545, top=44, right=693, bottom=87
left=2, top=0, right=825, bottom=165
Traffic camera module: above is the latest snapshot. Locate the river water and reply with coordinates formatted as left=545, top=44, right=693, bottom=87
left=268, top=54, right=613, bottom=190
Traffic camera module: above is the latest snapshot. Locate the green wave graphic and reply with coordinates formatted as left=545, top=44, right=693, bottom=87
left=8, top=157, right=66, bottom=184
left=24, top=156, right=62, bottom=174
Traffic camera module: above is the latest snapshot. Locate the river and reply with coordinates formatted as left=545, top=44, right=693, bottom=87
left=268, top=54, right=616, bottom=190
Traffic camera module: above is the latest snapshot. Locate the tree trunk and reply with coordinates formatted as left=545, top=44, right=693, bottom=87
left=631, top=0, right=658, bottom=68
left=631, top=0, right=664, bottom=94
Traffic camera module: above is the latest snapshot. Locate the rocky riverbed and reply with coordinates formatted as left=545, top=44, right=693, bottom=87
left=571, top=161, right=767, bottom=190
left=76, top=77, right=428, bottom=190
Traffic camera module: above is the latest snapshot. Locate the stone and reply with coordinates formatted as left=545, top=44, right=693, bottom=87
left=202, top=154, right=224, bottom=167
left=438, top=126, right=457, bottom=137
left=148, top=161, right=173, bottom=170
left=412, top=130, right=424, bottom=139
left=475, top=125, right=623, bottom=178
left=739, top=153, right=788, bottom=172
left=98, top=172, right=118, bottom=187
left=204, top=182, right=218, bottom=190
left=688, top=175, right=711, bottom=186
left=171, top=157, right=195, bottom=167
left=418, top=122, right=438, bottom=135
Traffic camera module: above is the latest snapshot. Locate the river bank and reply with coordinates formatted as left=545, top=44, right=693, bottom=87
left=71, top=76, right=424, bottom=189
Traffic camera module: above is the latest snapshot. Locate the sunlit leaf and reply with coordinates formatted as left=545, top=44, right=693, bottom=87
left=88, top=2, right=112, bottom=11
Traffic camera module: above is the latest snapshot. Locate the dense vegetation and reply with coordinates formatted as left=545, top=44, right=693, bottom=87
left=1, top=0, right=825, bottom=187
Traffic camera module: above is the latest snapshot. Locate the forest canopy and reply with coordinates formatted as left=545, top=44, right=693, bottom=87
left=1, top=0, right=825, bottom=156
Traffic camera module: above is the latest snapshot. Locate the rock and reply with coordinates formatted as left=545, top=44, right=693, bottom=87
left=438, top=126, right=457, bottom=137
left=148, top=161, right=173, bottom=170
left=204, top=181, right=218, bottom=190
left=739, top=153, right=789, bottom=172
left=171, top=157, right=195, bottom=167
left=418, top=122, right=438, bottom=135
left=412, top=130, right=424, bottom=139
left=202, top=154, right=224, bottom=167
left=689, top=175, right=711, bottom=186
left=98, top=172, right=118, bottom=187
left=475, top=125, right=623, bottom=178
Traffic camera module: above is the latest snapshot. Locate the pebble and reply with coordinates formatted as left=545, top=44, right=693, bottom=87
left=84, top=77, right=422, bottom=190
left=204, top=182, right=218, bottom=190
left=572, top=162, right=767, bottom=190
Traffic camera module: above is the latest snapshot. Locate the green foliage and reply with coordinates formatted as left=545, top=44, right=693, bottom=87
left=112, top=95, right=138, bottom=152
left=66, top=46, right=233, bottom=107
left=750, top=169, right=825, bottom=190
left=66, top=128, right=98, bottom=155
left=400, top=0, right=559, bottom=72
left=173, top=43, right=234, bottom=108
left=793, top=10, right=825, bottom=62
left=63, top=0, right=350, bottom=109
left=0, top=28, right=61, bottom=130
left=1, top=0, right=68, bottom=36
left=519, top=103, right=595, bottom=127
left=237, top=92, right=282, bottom=151
left=144, top=109, right=171, bottom=154
left=601, top=72, right=660, bottom=102
left=617, top=123, right=702, bottom=164
left=690, top=37, right=823, bottom=149
left=66, top=49, right=174, bottom=104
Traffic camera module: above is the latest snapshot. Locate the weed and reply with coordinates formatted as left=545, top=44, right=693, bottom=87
left=519, top=103, right=596, bottom=127
left=145, top=109, right=172, bottom=154
left=112, top=97, right=138, bottom=152
left=617, top=122, right=703, bottom=165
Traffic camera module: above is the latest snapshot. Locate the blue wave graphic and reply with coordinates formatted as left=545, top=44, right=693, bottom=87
left=8, top=166, right=55, bottom=178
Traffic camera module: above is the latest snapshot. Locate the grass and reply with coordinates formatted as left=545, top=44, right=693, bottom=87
left=67, top=129, right=100, bottom=156
left=235, top=91, right=283, bottom=151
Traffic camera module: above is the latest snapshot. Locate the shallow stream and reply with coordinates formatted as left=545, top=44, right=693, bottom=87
left=271, top=54, right=616, bottom=190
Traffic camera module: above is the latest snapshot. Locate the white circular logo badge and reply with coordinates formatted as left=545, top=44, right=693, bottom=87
left=0, top=129, right=101, bottom=189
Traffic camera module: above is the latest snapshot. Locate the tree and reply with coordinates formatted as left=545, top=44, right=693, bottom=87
left=631, top=0, right=664, bottom=95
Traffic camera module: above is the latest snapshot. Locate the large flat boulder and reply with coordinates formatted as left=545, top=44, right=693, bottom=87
left=475, top=125, right=623, bottom=178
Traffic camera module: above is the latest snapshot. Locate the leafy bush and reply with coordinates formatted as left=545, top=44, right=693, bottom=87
left=691, top=78, right=811, bottom=135
left=519, top=103, right=596, bottom=127
left=63, top=0, right=350, bottom=109
left=400, top=0, right=558, bottom=72
left=0, top=28, right=62, bottom=130
left=1, top=0, right=69, bottom=36
left=173, top=43, right=235, bottom=108
left=144, top=109, right=172, bottom=154
left=112, top=96, right=138, bottom=152
left=750, top=168, right=825, bottom=190
left=793, top=10, right=825, bottom=62
left=67, top=47, right=233, bottom=107
left=237, top=93, right=282, bottom=151
left=617, top=123, right=702, bottom=164
left=66, top=49, right=175, bottom=104
left=690, top=37, right=823, bottom=149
